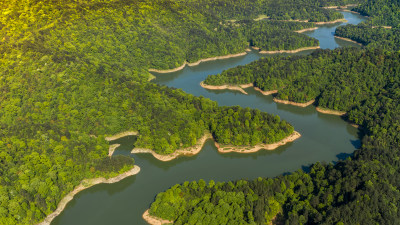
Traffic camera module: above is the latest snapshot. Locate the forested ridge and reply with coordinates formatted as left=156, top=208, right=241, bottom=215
left=204, top=48, right=398, bottom=111
left=335, top=25, right=400, bottom=51
left=334, top=0, right=400, bottom=50
left=149, top=1, right=400, bottom=224
left=152, top=48, right=400, bottom=224
left=0, top=0, right=362, bottom=224
left=352, top=0, right=400, bottom=27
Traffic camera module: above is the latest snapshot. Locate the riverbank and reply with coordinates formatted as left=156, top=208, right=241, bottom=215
left=200, top=82, right=279, bottom=96
left=38, top=166, right=141, bottom=225
left=148, top=52, right=247, bottom=74
left=200, top=81, right=251, bottom=94
left=108, top=144, right=120, bottom=157
left=316, top=107, right=347, bottom=116
left=216, top=131, right=301, bottom=153
left=273, top=98, right=315, bottom=107
left=372, top=26, right=392, bottom=29
left=314, top=19, right=347, bottom=25
left=131, top=133, right=213, bottom=161
left=295, top=27, right=318, bottom=33
left=323, top=4, right=359, bottom=9
left=149, top=62, right=187, bottom=74
left=253, top=87, right=278, bottom=95
left=143, top=210, right=173, bottom=225
left=259, top=46, right=320, bottom=54
left=334, top=36, right=363, bottom=46
left=105, top=131, right=138, bottom=141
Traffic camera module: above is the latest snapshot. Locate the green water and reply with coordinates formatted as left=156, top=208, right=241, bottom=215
left=52, top=11, right=366, bottom=225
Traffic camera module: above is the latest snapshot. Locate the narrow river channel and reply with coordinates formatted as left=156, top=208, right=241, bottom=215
left=52, top=10, right=366, bottom=225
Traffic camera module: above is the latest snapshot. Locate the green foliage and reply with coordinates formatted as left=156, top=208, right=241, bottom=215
left=210, top=106, right=294, bottom=145
left=353, top=0, right=400, bottom=27
left=0, top=0, right=333, bottom=224
left=335, top=25, right=400, bottom=51
left=154, top=8, right=400, bottom=222
left=204, top=48, right=398, bottom=111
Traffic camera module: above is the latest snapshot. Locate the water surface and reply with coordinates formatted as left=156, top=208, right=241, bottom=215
left=52, top=11, right=366, bottom=225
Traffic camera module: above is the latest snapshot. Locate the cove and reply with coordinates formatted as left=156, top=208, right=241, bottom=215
left=51, top=11, right=366, bottom=225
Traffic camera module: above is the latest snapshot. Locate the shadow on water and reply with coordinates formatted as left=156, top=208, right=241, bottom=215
left=350, top=139, right=362, bottom=149
left=109, top=135, right=137, bottom=156
left=336, top=152, right=353, bottom=161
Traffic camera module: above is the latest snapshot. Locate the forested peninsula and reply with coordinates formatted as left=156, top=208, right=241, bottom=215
left=333, top=0, right=400, bottom=51
left=0, top=0, right=364, bottom=224
left=147, top=0, right=400, bottom=224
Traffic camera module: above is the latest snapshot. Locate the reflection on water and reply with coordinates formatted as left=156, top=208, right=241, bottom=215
left=52, top=11, right=366, bottom=225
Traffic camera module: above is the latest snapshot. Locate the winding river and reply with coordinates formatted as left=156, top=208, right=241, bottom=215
left=52, top=11, right=366, bottom=225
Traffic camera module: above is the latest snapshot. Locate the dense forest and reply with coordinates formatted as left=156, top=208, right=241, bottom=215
left=0, top=0, right=362, bottom=224
left=335, top=25, right=400, bottom=51
left=204, top=48, right=399, bottom=111
left=353, top=0, right=400, bottom=27
left=148, top=0, right=400, bottom=224
left=333, top=0, right=400, bottom=49
left=210, top=107, right=293, bottom=146
left=151, top=48, right=400, bottom=225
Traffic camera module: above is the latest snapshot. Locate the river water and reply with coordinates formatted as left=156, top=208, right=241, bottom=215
left=52, top=11, right=366, bottom=225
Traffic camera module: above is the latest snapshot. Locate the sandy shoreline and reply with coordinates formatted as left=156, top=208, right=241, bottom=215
left=200, top=82, right=280, bottom=96
left=314, top=19, right=347, bottom=25
left=149, top=62, right=187, bottom=74
left=259, top=46, right=320, bottom=54
left=334, top=36, right=363, bottom=46
left=38, top=166, right=141, bottom=225
left=216, top=131, right=301, bottom=153
left=295, top=27, right=318, bottom=33
left=131, top=133, right=213, bottom=161
left=148, top=52, right=247, bottom=74
left=316, top=107, right=347, bottom=116
left=143, top=210, right=173, bottom=225
left=253, top=87, right=278, bottom=95
left=105, top=131, right=138, bottom=141
left=372, top=26, right=392, bottom=29
left=273, top=98, right=315, bottom=107
left=323, top=4, right=359, bottom=9
left=108, top=144, right=120, bottom=157
left=200, top=81, right=251, bottom=94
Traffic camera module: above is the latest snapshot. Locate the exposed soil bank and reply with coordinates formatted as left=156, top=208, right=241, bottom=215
left=216, top=131, right=301, bottom=153
left=334, top=36, right=363, bottom=46
left=105, top=131, right=139, bottom=141
left=253, top=87, right=278, bottom=95
left=38, top=166, right=141, bottom=225
left=273, top=98, right=315, bottom=107
left=372, top=26, right=392, bottom=29
left=259, top=46, right=320, bottom=54
left=200, top=82, right=279, bottom=96
left=316, top=107, right=347, bottom=116
left=148, top=52, right=247, bottom=73
left=200, top=82, right=252, bottom=95
left=295, top=27, right=318, bottom=33
left=323, top=4, right=359, bottom=9
left=108, top=144, right=120, bottom=157
left=143, top=210, right=173, bottom=225
left=131, top=133, right=213, bottom=161
left=314, top=19, right=347, bottom=25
